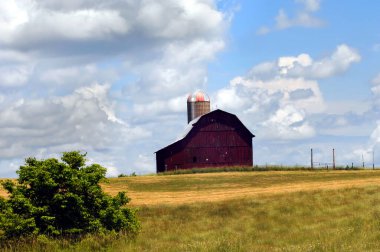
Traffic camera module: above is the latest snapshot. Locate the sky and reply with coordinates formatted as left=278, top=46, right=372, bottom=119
left=0, top=0, right=380, bottom=177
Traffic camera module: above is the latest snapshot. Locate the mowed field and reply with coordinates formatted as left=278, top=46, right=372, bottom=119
left=102, top=170, right=380, bottom=206
left=2, top=170, right=380, bottom=251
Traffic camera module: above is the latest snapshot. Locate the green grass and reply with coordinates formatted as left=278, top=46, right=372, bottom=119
left=2, top=185, right=380, bottom=251
left=131, top=187, right=380, bottom=252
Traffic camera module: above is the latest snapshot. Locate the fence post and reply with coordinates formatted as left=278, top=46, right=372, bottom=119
left=311, top=148, right=313, bottom=169
left=333, top=148, right=335, bottom=169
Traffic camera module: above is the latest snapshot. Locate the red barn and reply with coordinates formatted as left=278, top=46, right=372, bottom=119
left=156, top=109, right=255, bottom=172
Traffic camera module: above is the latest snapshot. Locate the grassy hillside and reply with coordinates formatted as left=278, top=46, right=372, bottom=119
left=103, top=170, right=380, bottom=205
left=2, top=170, right=380, bottom=251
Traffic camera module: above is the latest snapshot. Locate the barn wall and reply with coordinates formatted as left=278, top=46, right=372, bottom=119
left=156, top=110, right=253, bottom=172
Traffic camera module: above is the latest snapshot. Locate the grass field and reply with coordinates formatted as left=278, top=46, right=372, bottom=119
left=2, top=170, right=380, bottom=251
left=103, top=170, right=380, bottom=205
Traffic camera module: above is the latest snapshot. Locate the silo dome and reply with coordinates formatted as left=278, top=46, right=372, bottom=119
left=187, top=90, right=210, bottom=102
left=187, top=90, right=210, bottom=123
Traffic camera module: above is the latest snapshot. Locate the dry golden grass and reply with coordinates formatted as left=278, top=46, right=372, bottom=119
left=102, top=170, right=380, bottom=206
left=0, top=191, right=7, bottom=198
left=121, top=177, right=380, bottom=206
left=3, top=170, right=380, bottom=205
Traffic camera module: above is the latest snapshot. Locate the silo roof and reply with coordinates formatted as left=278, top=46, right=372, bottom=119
left=187, top=90, right=210, bottom=102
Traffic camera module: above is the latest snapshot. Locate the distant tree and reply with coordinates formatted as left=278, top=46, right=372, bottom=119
left=0, top=151, right=139, bottom=240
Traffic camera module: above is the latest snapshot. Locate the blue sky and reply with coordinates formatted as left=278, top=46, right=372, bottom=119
left=0, top=0, right=379, bottom=177
left=210, top=0, right=380, bottom=99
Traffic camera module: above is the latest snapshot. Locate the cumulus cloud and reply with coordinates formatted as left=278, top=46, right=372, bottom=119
left=249, top=44, right=360, bottom=79
left=0, top=64, right=33, bottom=87
left=0, top=0, right=228, bottom=176
left=370, top=121, right=380, bottom=144
left=0, top=1, right=225, bottom=56
left=262, top=105, right=315, bottom=139
left=125, top=38, right=224, bottom=102
left=257, top=0, right=323, bottom=34
left=133, top=95, right=186, bottom=116
left=0, top=83, right=150, bottom=158
left=348, top=73, right=380, bottom=166
left=213, top=44, right=361, bottom=140
left=0, top=49, right=34, bottom=87
left=365, top=74, right=380, bottom=148
left=372, top=73, right=380, bottom=98
left=275, top=9, right=323, bottom=30
left=214, top=76, right=323, bottom=140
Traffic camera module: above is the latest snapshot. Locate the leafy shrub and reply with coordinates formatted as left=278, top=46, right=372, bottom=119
left=0, top=151, right=140, bottom=241
left=118, top=172, right=136, bottom=178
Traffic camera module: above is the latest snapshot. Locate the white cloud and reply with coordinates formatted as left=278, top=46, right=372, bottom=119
left=362, top=74, right=380, bottom=151
left=258, top=0, right=323, bottom=34
left=213, top=44, right=361, bottom=140
left=0, top=0, right=226, bottom=54
left=0, top=83, right=150, bottom=160
left=27, top=9, right=129, bottom=41
left=0, top=1, right=30, bottom=43
left=262, top=105, right=315, bottom=139
left=133, top=95, right=186, bottom=116
left=275, top=9, right=323, bottom=30
left=135, top=0, right=224, bottom=39
left=369, top=121, right=380, bottom=147
left=303, top=44, right=361, bottom=78
left=214, top=76, right=323, bottom=140
left=295, top=0, right=320, bottom=12
left=349, top=73, right=380, bottom=164
left=0, top=3, right=129, bottom=44
left=125, top=38, right=224, bottom=102
left=278, top=53, right=313, bottom=74
left=371, top=73, right=380, bottom=108
left=0, top=0, right=229, bottom=176
left=0, top=64, right=33, bottom=87
left=249, top=44, right=360, bottom=80
left=0, top=49, right=30, bottom=63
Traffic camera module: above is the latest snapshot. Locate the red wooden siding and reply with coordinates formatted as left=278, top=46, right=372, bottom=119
left=156, top=109, right=254, bottom=173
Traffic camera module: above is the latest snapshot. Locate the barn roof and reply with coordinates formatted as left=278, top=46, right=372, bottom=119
left=176, top=115, right=202, bottom=140
left=155, top=109, right=254, bottom=153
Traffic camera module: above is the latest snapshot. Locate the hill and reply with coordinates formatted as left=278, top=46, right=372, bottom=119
left=103, top=170, right=380, bottom=206
left=2, top=170, right=380, bottom=251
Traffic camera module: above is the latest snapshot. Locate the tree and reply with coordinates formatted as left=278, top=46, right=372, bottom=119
left=0, top=151, right=139, bottom=240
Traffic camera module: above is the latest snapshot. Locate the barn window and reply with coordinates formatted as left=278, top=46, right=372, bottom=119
left=193, top=156, right=197, bottom=163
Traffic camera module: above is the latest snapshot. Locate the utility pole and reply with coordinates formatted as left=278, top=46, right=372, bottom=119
left=373, top=150, right=375, bottom=170
left=311, top=148, right=313, bottom=169
left=362, top=154, right=365, bottom=168
left=333, top=148, right=336, bottom=169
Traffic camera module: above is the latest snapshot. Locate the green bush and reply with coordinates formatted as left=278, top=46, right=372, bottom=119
left=0, top=151, right=140, bottom=241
